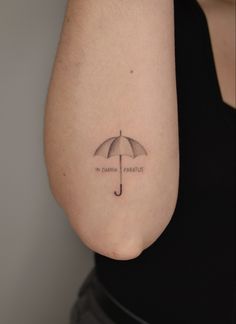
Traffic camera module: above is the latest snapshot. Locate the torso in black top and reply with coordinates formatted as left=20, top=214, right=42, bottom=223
left=94, top=1, right=236, bottom=323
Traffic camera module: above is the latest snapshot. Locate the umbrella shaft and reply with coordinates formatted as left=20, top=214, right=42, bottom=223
left=119, top=155, right=122, bottom=185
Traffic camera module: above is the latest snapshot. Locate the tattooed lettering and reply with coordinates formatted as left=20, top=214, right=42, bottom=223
left=95, top=166, right=144, bottom=173
left=95, top=167, right=118, bottom=172
left=124, top=166, right=144, bottom=173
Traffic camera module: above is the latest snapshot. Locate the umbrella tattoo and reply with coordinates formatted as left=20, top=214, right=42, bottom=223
left=94, top=130, right=147, bottom=196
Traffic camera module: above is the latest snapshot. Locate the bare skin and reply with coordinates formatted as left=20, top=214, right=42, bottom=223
left=44, top=0, right=235, bottom=261
left=44, top=0, right=179, bottom=260
left=197, top=0, right=236, bottom=108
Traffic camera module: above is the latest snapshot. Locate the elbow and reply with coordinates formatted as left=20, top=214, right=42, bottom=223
left=66, top=211, right=144, bottom=261
left=96, top=240, right=143, bottom=261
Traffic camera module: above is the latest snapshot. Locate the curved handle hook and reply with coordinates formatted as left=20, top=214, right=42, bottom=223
left=114, top=184, right=122, bottom=196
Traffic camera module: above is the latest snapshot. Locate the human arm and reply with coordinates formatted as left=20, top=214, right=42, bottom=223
left=44, top=0, right=179, bottom=260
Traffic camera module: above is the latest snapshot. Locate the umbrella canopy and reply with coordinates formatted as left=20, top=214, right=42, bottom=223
left=94, top=130, right=147, bottom=158
left=94, top=130, right=147, bottom=196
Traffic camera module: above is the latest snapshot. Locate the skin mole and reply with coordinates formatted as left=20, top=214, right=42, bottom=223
left=130, top=70, right=134, bottom=74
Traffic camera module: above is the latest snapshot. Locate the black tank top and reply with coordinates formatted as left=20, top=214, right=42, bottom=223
left=94, top=1, right=236, bottom=323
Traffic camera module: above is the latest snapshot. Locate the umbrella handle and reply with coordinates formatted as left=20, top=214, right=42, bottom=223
left=114, top=184, right=122, bottom=196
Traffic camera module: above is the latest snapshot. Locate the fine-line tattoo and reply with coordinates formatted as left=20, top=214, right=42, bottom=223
left=94, top=130, right=147, bottom=196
